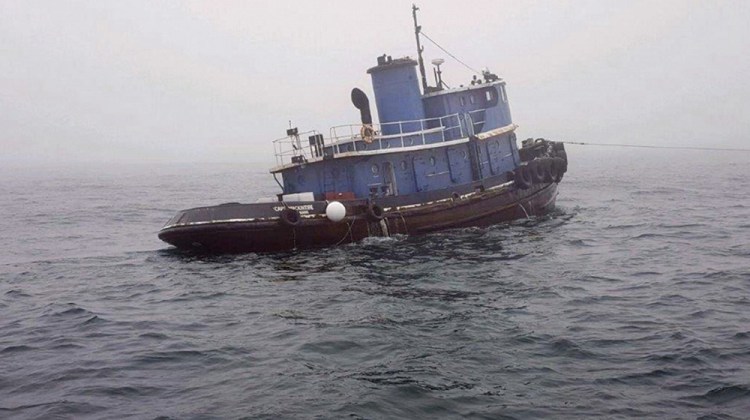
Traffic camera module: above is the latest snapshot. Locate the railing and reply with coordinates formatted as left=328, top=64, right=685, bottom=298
left=272, top=129, right=320, bottom=167
left=272, top=109, right=488, bottom=168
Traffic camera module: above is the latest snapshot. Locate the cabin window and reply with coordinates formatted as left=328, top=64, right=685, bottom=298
left=371, top=164, right=379, bottom=175
left=429, top=156, right=436, bottom=166
left=461, top=150, right=468, bottom=160
left=459, top=96, right=466, bottom=106
left=500, top=86, right=507, bottom=103
left=400, top=161, right=407, bottom=170
left=485, top=91, right=492, bottom=101
left=470, top=95, right=476, bottom=104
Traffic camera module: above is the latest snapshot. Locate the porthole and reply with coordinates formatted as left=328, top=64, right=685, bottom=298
left=429, top=156, right=436, bottom=166
left=371, top=164, right=380, bottom=174
left=400, top=161, right=407, bottom=170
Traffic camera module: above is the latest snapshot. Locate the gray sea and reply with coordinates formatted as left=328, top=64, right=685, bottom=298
left=1, top=147, right=749, bottom=419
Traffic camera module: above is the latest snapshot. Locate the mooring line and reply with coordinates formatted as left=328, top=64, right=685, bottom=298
left=335, top=220, right=354, bottom=246
left=561, top=141, right=750, bottom=153
left=519, top=203, right=530, bottom=220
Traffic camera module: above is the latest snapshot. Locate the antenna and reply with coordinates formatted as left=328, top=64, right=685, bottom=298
left=431, top=58, right=445, bottom=89
left=412, top=4, right=428, bottom=93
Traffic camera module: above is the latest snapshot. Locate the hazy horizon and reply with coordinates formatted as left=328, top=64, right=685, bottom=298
left=2, top=0, right=749, bottom=165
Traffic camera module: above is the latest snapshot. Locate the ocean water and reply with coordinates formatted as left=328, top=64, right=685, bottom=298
left=1, top=147, right=749, bottom=419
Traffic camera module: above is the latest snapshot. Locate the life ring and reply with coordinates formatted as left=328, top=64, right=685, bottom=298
left=360, top=124, right=376, bottom=144
left=279, top=208, right=301, bottom=227
left=529, top=159, right=546, bottom=184
left=366, top=203, right=385, bottom=221
left=514, top=166, right=532, bottom=190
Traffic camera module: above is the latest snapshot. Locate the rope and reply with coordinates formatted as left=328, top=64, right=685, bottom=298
left=420, top=31, right=481, bottom=75
left=561, top=141, right=750, bottom=153
left=335, top=220, right=354, bottom=246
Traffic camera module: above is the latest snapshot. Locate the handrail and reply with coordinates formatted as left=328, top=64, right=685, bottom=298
left=272, top=129, right=320, bottom=166
left=272, top=108, right=492, bottom=167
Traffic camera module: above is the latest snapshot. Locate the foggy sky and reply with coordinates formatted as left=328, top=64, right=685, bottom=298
left=2, top=0, right=749, bottom=165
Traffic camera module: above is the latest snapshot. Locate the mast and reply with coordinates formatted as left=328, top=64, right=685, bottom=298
left=412, top=4, right=428, bottom=93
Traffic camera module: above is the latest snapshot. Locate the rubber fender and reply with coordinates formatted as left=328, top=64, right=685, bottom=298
left=279, top=208, right=301, bottom=227
left=542, top=158, right=555, bottom=183
left=514, top=166, right=532, bottom=190
left=556, top=151, right=568, bottom=173
left=552, top=158, right=565, bottom=182
left=366, top=203, right=385, bottom=221
left=529, top=159, right=546, bottom=184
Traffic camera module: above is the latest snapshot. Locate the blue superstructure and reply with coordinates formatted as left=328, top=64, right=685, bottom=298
left=368, top=56, right=425, bottom=135
left=269, top=7, right=525, bottom=203
left=272, top=60, right=520, bottom=201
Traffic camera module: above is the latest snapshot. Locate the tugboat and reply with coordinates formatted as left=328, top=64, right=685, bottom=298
left=158, top=5, right=568, bottom=254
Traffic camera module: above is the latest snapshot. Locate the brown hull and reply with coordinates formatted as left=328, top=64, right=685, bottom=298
left=158, top=182, right=558, bottom=254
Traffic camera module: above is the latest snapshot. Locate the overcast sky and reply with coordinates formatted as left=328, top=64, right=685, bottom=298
left=2, top=0, right=749, bottom=165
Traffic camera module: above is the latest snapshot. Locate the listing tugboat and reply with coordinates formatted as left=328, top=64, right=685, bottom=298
left=158, top=5, right=569, bottom=253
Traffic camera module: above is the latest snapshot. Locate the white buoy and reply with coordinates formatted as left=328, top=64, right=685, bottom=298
left=325, top=201, right=346, bottom=222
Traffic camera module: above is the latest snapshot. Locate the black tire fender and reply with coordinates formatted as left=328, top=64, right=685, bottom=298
left=529, top=159, right=546, bottom=184
left=366, top=203, right=385, bottom=221
left=552, top=158, right=565, bottom=182
left=514, top=166, right=532, bottom=190
left=556, top=151, right=568, bottom=173
left=542, top=158, right=555, bottom=183
left=279, top=208, right=301, bottom=227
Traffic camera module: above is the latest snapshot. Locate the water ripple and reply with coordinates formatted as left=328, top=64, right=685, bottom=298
left=2, top=156, right=750, bottom=418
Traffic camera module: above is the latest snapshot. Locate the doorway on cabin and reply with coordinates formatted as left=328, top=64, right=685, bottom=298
left=383, top=162, right=398, bottom=196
